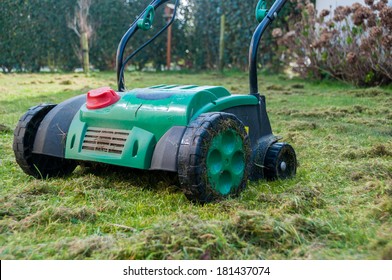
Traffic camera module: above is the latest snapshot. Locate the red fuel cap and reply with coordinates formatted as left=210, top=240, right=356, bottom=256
left=86, top=87, right=120, bottom=110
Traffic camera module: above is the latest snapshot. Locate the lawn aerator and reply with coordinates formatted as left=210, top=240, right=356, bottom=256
left=13, top=0, right=297, bottom=202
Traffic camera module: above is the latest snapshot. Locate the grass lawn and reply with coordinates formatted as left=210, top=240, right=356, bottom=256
left=0, top=71, right=391, bottom=260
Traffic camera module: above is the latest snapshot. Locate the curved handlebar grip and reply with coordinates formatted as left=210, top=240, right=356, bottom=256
left=256, top=0, right=268, bottom=23
left=137, top=5, right=155, bottom=31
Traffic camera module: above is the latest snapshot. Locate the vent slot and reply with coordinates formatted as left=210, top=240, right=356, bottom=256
left=82, top=127, right=130, bottom=155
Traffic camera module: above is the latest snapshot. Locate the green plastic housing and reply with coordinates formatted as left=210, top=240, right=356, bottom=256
left=65, top=85, right=258, bottom=170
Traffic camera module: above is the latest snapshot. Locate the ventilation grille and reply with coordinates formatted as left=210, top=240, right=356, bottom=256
left=82, top=127, right=130, bottom=155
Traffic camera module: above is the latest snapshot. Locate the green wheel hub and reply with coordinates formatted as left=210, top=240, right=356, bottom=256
left=178, top=112, right=250, bottom=203
left=206, top=129, right=246, bottom=195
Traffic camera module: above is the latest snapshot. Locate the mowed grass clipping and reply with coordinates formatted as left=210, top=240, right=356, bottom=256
left=0, top=71, right=391, bottom=260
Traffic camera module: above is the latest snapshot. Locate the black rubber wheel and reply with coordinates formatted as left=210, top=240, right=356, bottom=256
left=263, top=142, right=297, bottom=180
left=178, top=112, right=251, bottom=203
left=13, top=104, right=77, bottom=179
left=249, top=135, right=278, bottom=181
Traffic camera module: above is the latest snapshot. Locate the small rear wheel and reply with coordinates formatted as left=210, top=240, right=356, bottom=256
left=178, top=112, right=250, bottom=203
left=263, top=142, right=297, bottom=180
left=13, top=104, right=76, bottom=179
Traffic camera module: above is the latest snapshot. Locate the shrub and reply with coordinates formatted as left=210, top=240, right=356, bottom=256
left=281, top=0, right=392, bottom=86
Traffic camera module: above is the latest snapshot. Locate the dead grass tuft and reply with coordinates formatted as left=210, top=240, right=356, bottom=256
left=349, top=88, right=389, bottom=97
left=22, top=181, right=59, bottom=196
left=286, top=185, right=326, bottom=213
left=231, top=211, right=295, bottom=248
left=288, top=120, right=318, bottom=131
left=15, top=207, right=97, bottom=229
left=0, top=219, right=18, bottom=234
left=350, top=171, right=364, bottom=181
left=52, top=207, right=97, bottom=223
left=230, top=211, right=339, bottom=250
left=0, top=124, right=12, bottom=133
left=0, top=195, right=36, bottom=221
left=122, top=214, right=227, bottom=260
left=363, top=181, right=382, bottom=192
left=350, top=162, right=392, bottom=182
left=370, top=144, right=392, bottom=157
left=341, top=148, right=367, bottom=160
left=68, top=236, right=115, bottom=259
left=289, top=215, right=337, bottom=240
left=266, top=84, right=286, bottom=91
left=382, top=244, right=392, bottom=260
left=342, top=143, right=392, bottom=160
left=283, top=131, right=308, bottom=146
left=373, top=197, right=392, bottom=221
left=257, top=185, right=325, bottom=214
left=229, top=86, right=240, bottom=92
left=291, top=84, right=305, bottom=89
left=59, top=80, right=73, bottom=85
left=277, top=105, right=382, bottom=120
left=386, top=184, right=392, bottom=197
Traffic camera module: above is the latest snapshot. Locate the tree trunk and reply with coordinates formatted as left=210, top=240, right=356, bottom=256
left=81, top=31, right=90, bottom=75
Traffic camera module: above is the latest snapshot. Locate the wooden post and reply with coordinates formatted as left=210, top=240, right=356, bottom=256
left=166, top=24, right=172, bottom=70
left=219, top=14, right=225, bottom=72
left=165, top=4, right=175, bottom=71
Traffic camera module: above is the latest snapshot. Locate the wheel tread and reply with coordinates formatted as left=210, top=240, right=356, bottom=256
left=13, top=104, right=76, bottom=178
left=264, top=142, right=297, bottom=180
left=178, top=113, right=250, bottom=203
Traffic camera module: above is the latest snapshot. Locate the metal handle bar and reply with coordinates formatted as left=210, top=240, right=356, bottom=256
left=249, top=0, right=287, bottom=95
left=116, top=0, right=178, bottom=92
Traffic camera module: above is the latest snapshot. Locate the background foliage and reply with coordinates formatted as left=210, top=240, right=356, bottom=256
left=0, top=0, right=390, bottom=86
left=280, top=0, right=392, bottom=86
left=0, top=0, right=305, bottom=72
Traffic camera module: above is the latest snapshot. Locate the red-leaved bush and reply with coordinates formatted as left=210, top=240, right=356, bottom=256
left=276, top=0, right=392, bottom=86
